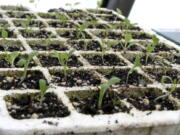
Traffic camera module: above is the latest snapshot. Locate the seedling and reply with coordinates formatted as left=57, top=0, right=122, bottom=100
left=45, top=34, right=53, bottom=49
left=52, top=49, right=75, bottom=78
left=4, top=51, right=19, bottom=67
left=76, top=24, right=88, bottom=38
left=83, top=40, right=89, bottom=50
left=56, top=14, right=68, bottom=26
left=116, top=8, right=122, bottom=14
left=1, top=24, right=9, bottom=39
left=98, top=77, right=120, bottom=109
left=122, top=32, right=136, bottom=52
left=17, top=51, right=38, bottom=83
left=39, top=79, right=50, bottom=105
left=22, top=15, right=31, bottom=30
left=145, top=35, right=159, bottom=65
left=121, top=18, right=137, bottom=30
left=126, top=55, right=142, bottom=85
left=155, top=76, right=180, bottom=101
left=97, top=0, right=102, bottom=8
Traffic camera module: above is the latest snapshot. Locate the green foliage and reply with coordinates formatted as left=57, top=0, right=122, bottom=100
left=52, top=49, right=75, bottom=78
left=22, top=15, right=31, bottom=30
left=126, top=56, right=142, bottom=84
left=155, top=76, right=180, bottom=101
left=56, top=14, right=68, bottom=24
left=1, top=24, right=9, bottom=39
left=5, top=52, right=19, bottom=67
left=76, top=24, right=88, bottom=38
left=98, top=77, right=120, bottom=109
left=116, top=8, right=122, bottom=14
left=39, top=79, right=50, bottom=104
left=17, top=51, right=38, bottom=83
left=97, top=0, right=103, bottom=8
left=122, top=33, right=136, bottom=52
left=145, top=35, right=159, bottom=64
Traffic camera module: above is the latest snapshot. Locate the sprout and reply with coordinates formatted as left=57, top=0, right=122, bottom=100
left=98, top=77, right=120, bottom=109
left=39, top=79, right=50, bottom=105
left=121, top=18, right=137, bottom=30
left=52, top=49, right=75, bottom=78
left=1, top=24, right=9, bottom=39
left=145, top=35, right=159, bottom=64
left=4, top=51, right=19, bottom=67
left=56, top=14, right=68, bottom=25
left=116, top=8, right=122, bottom=14
left=154, top=76, right=180, bottom=101
left=17, top=51, right=38, bottom=83
left=121, top=33, right=136, bottom=52
left=126, top=56, right=142, bottom=85
left=76, top=24, right=88, bottom=38
left=22, top=15, right=31, bottom=30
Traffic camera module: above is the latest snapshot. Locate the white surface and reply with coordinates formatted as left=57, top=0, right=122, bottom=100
left=0, top=0, right=180, bottom=29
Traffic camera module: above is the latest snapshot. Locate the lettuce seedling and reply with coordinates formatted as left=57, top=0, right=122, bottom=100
left=1, top=24, right=9, bottom=39
left=145, top=35, right=159, bottom=64
left=52, top=49, right=75, bottom=78
left=122, top=33, right=135, bottom=52
left=76, top=24, right=88, bottom=38
left=126, top=56, right=142, bottom=85
left=17, top=51, right=38, bottom=83
left=39, top=79, right=50, bottom=105
left=154, top=76, right=180, bottom=101
left=56, top=14, right=68, bottom=25
left=121, top=18, right=137, bottom=30
left=98, top=77, right=120, bottom=109
left=4, top=51, right=19, bottom=67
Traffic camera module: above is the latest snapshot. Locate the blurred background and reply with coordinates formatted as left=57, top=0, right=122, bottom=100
left=0, top=0, right=180, bottom=29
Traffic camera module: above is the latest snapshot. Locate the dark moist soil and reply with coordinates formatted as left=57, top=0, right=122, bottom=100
left=111, top=42, right=144, bottom=52
left=6, top=92, right=70, bottom=119
left=20, top=30, right=55, bottom=38
left=38, top=13, right=66, bottom=19
left=0, top=71, right=46, bottom=90
left=99, top=69, right=151, bottom=87
left=128, top=55, right=169, bottom=66
left=28, top=40, right=68, bottom=51
left=127, top=90, right=177, bottom=111
left=68, top=40, right=101, bottom=51
left=70, top=90, right=130, bottom=115
left=13, top=20, right=45, bottom=28
left=51, top=70, right=101, bottom=87
left=83, top=54, right=127, bottom=66
left=97, top=15, right=123, bottom=22
left=130, top=32, right=151, bottom=40
left=78, top=22, right=109, bottom=29
left=166, top=55, right=180, bottom=64
left=67, top=13, right=96, bottom=21
left=0, top=29, right=16, bottom=38
left=0, top=40, right=24, bottom=51
left=172, top=88, right=180, bottom=99
left=48, top=21, right=77, bottom=28
left=110, top=23, right=141, bottom=31
left=146, top=69, right=180, bottom=83
left=38, top=55, right=82, bottom=67
left=6, top=12, right=36, bottom=18
left=58, top=30, right=91, bottom=39
left=48, top=8, right=67, bottom=13
left=96, top=31, right=123, bottom=39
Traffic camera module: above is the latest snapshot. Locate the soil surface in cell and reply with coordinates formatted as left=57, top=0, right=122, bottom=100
left=51, top=70, right=101, bottom=87
left=97, top=15, right=123, bottom=22
left=165, top=55, right=180, bottom=65
left=58, top=30, right=91, bottom=39
left=96, top=31, right=123, bottom=39
left=83, top=54, right=126, bottom=66
left=69, top=40, right=101, bottom=51
left=0, top=71, right=45, bottom=90
left=0, top=40, right=24, bottom=51
left=172, top=88, right=180, bottom=99
left=0, top=29, right=16, bottom=38
left=20, top=30, right=55, bottom=38
left=146, top=69, right=179, bottom=83
left=128, top=55, right=169, bottom=66
left=70, top=90, right=130, bottom=115
left=99, top=69, right=151, bottom=87
left=111, top=42, right=144, bottom=52
left=48, top=21, right=77, bottom=28
left=127, top=90, right=177, bottom=111
left=39, top=55, right=82, bottom=67
left=13, top=20, right=45, bottom=28
left=130, top=32, right=151, bottom=40
left=78, top=22, right=109, bottom=29
left=67, top=13, right=95, bottom=21
left=153, top=43, right=178, bottom=53
left=6, top=93, right=70, bottom=119
left=6, top=12, right=36, bottom=18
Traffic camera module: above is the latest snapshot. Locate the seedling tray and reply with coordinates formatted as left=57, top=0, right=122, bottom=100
left=0, top=5, right=180, bottom=135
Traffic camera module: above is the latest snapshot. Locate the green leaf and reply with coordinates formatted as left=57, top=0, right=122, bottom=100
left=134, top=56, right=142, bottom=68
left=116, top=8, right=122, bottom=14
left=125, top=33, right=132, bottom=43
left=39, top=79, right=48, bottom=93
left=79, top=24, right=88, bottom=32
left=28, top=51, right=38, bottom=61
left=17, top=58, right=26, bottom=67
left=152, top=35, right=159, bottom=45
